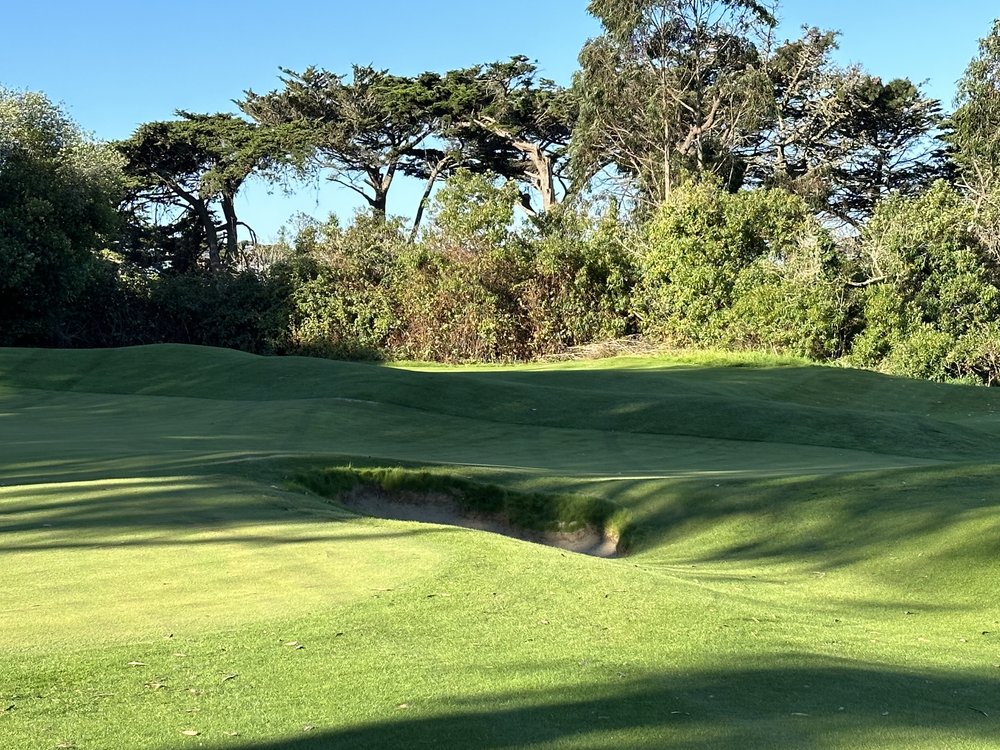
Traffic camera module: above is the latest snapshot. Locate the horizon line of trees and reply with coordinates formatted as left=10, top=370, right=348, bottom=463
left=3, top=1, right=1000, bottom=384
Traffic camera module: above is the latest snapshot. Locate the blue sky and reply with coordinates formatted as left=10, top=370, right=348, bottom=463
left=3, top=1, right=997, bottom=240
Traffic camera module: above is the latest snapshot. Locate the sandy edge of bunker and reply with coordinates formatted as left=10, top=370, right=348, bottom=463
left=340, top=486, right=621, bottom=558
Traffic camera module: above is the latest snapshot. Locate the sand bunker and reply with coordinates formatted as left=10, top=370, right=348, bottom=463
left=341, top=486, right=621, bottom=558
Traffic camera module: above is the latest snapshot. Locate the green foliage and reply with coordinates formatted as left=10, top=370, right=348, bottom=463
left=945, top=19, right=1000, bottom=194
left=241, top=65, right=451, bottom=217
left=634, top=181, right=845, bottom=357
left=61, top=252, right=153, bottom=347
left=523, top=204, right=638, bottom=352
left=263, top=173, right=641, bottom=363
left=0, top=88, right=123, bottom=344
left=145, top=271, right=291, bottom=354
left=276, top=213, right=405, bottom=360
left=850, top=181, right=1000, bottom=381
left=948, top=322, right=1000, bottom=385
left=755, top=29, right=943, bottom=227
left=393, top=241, right=534, bottom=362
left=723, top=245, right=847, bottom=359
left=575, top=0, right=774, bottom=204
left=425, top=169, right=521, bottom=251
left=117, top=112, right=290, bottom=272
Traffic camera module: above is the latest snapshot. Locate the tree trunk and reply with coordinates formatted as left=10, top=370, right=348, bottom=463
left=410, top=156, right=450, bottom=242
left=221, top=192, right=240, bottom=263
left=192, top=199, right=223, bottom=272
left=160, top=173, right=223, bottom=272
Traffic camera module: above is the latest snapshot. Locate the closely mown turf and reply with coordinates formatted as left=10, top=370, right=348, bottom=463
left=1, top=344, right=998, bottom=749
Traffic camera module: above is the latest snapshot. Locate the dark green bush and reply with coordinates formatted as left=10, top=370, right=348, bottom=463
left=634, top=181, right=846, bottom=357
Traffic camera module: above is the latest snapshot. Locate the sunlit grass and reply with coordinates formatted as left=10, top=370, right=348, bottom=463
left=0, top=344, right=998, bottom=749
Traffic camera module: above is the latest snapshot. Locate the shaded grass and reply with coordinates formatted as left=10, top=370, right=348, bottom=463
left=1, top=344, right=999, bottom=748
left=2, top=344, right=997, bottom=460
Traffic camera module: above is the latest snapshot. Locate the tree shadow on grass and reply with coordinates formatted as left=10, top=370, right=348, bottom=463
left=6, top=456, right=1000, bottom=569
left=616, top=462, right=1000, bottom=568
left=219, top=660, right=997, bottom=750
left=0, top=469, right=457, bottom=552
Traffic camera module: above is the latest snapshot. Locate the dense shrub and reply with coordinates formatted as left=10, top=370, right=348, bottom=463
left=849, top=182, right=1000, bottom=381
left=522, top=205, right=638, bottom=354
left=393, top=242, right=535, bottom=362
left=0, top=90, right=123, bottom=344
left=270, top=173, right=640, bottom=363
left=634, top=181, right=846, bottom=357
left=144, top=271, right=291, bottom=354
left=274, top=214, right=404, bottom=359
left=61, top=253, right=153, bottom=347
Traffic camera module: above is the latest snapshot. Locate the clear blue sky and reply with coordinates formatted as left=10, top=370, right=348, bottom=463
left=3, top=1, right=996, bottom=240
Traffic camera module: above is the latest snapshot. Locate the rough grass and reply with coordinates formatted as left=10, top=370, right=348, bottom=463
left=1, top=344, right=998, bottom=749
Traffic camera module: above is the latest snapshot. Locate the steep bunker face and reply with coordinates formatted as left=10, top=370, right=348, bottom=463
left=340, top=486, right=623, bottom=558
left=296, top=466, right=632, bottom=559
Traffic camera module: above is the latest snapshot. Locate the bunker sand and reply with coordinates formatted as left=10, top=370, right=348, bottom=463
left=341, top=486, right=621, bottom=558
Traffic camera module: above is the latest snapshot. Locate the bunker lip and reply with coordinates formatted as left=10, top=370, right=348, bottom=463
left=340, top=486, right=622, bottom=558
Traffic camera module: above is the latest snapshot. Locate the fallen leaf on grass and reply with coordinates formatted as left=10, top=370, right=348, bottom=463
left=55, top=743, right=76, bottom=749
left=225, top=731, right=240, bottom=737
left=1, top=703, right=14, bottom=713
left=397, top=703, right=410, bottom=710
left=302, top=724, right=315, bottom=732
left=284, top=641, right=305, bottom=650
left=144, top=681, right=167, bottom=690
left=180, top=729, right=200, bottom=736
left=221, top=672, right=239, bottom=682
left=126, top=661, right=147, bottom=667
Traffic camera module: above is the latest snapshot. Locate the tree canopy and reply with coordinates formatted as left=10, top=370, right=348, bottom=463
left=0, top=88, right=123, bottom=342
left=9, top=5, right=1000, bottom=384
left=117, top=112, right=294, bottom=272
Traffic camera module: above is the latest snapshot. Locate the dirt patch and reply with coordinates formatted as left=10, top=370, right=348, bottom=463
left=341, top=486, right=621, bottom=558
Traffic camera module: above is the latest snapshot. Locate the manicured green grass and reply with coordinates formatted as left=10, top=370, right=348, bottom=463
left=1, top=344, right=998, bottom=749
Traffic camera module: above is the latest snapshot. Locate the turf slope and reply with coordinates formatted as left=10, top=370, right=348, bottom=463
left=0, top=344, right=998, bottom=749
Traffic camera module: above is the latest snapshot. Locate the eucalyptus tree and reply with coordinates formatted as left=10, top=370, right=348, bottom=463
left=946, top=19, right=1000, bottom=199
left=748, top=28, right=942, bottom=227
left=573, top=0, right=777, bottom=208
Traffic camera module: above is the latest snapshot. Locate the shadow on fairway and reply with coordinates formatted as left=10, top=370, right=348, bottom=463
left=616, top=463, right=1000, bottom=567
left=4, top=345, right=999, bottom=461
left=5, top=459, right=1000, bottom=569
left=225, top=661, right=997, bottom=750
left=0, top=472, right=455, bottom=552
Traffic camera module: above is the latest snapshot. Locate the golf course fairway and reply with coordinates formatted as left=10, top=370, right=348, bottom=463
left=1, top=344, right=998, bottom=749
